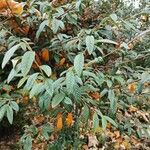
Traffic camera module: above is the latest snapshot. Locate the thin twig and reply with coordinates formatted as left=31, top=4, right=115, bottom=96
left=127, top=28, right=150, bottom=45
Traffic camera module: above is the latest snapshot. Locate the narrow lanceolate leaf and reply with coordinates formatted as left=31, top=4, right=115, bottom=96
left=29, top=83, right=44, bottom=98
left=7, top=69, right=17, bottom=83
left=93, top=112, right=99, bottom=130
left=6, top=106, right=13, bottom=124
left=96, top=39, right=118, bottom=45
left=104, top=116, right=118, bottom=128
left=101, top=116, right=107, bottom=129
left=52, top=93, right=65, bottom=108
left=64, top=97, right=72, bottom=105
left=40, top=65, right=52, bottom=77
left=108, top=89, right=117, bottom=114
left=66, top=71, right=75, bottom=93
left=2, top=44, right=20, bottom=69
left=10, top=101, right=19, bottom=112
left=51, top=18, right=64, bottom=33
left=80, top=105, right=89, bottom=122
left=44, top=79, right=54, bottom=97
left=73, top=83, right=82, bottom=101
left=39, top=92, right=50, bottom=110
left=24, top=73, right=39, bottom=90
left=74, top=53, right=84, bottom=76
left=24, top=136, right=32, bottom=150
left=18, top=76, right=29, bottom=88
left=36, top=20, right=48, bottom=39
left=21, top=51, right=35, bottom=76
left=0, top=106, right=7, bottom=121
left=86, top=35, right=95, bottom=54
left=53, top=77, right=65, bottom=90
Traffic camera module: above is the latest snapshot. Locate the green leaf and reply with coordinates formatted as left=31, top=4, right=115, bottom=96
left=24, top=73, right=39, bottom=90
left=2, top=44, right=20, bottom=69
left=53, top=77, right=65, bottom=90
left=64, top=97, right=72, bottom=105
left=141, top=72, right=150, bottom=83
left=24, top=136, right=32, bottom=150
left=6, top=106, right=13, bottom=124
left=44, top=79, right=54, bottom=97
left=51, top=18, right=64, bottom=33
left=29, top=83, right=44, bottom=98
left=96, top=39, right=118, bottom=45
left=74, top=53, right=84, bottom=76
left=7, top=62, right=22, bottom=83
left=76, top=0, right=81, bottom=10
left=18, top=76, right=29, bottom=88
left=101, top=88, right=108, bottom=97
left=93, top=112, right=99, bottom=130
left=20, top=42, right=27, bottom=51
left=36, top=20, right=48, bottom=39
left=137, top=82, right=143, bottom=94
left=21, top=51, right=35, bottom=76
left=104, top=116, right=118, bottom=128
left=86, top=35, right=95, bottom=54
left=0, top=105, right=7, bottom=121
left=110, top=13, right=118, bottom=22
left=7, top=69, right=17, bottom=83
left=108, top=89, right=115, bottom=101
left=40, top=65, right=52, bottom=77
left=123, top=20, right=139, bottom=32
left=39, top=92, right=51, bottom=110
left=114, top=76, right=125, bottom=85
left=80, top=105, right=89, bottom=122
left=0, top=101, right=6, bottom=108
left=108, top=90, right=117, bottom=115
left=66, top=71, right=75, bottom=93
left=52, top=93, right=65, bottom=108
left=75, top=75, right=83, bottom=85
left=101, top=116, right=107, bottom=129
left=42, top=124, right=53, bottom=140
left=10, top=101, right=19, bottom=112
left=106, top=79, right=113, bottom=88
left=72, top=83, right=82, bottom=101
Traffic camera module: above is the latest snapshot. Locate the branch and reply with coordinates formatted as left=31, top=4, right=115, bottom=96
left=128, top=28, right=150, bottom=45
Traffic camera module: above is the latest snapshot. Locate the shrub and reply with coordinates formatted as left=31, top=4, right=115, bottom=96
left=0, top=0, right=150, bottom=149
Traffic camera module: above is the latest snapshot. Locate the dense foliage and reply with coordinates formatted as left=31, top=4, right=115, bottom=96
left=0, top=0, right=150, bottom=149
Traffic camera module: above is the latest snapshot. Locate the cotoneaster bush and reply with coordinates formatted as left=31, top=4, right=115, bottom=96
left=0, top=0, right=150, bottom=149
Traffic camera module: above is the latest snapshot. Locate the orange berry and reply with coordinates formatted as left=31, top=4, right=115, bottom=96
left=56, top=113, right=63, bottom=130
left=128, top=83, right=136, bottom=93
left=22, top=96, right=29, bottom=105
left=66, top=112, right=73, bottom=126
left=40, top=48, right=49, bottom=62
